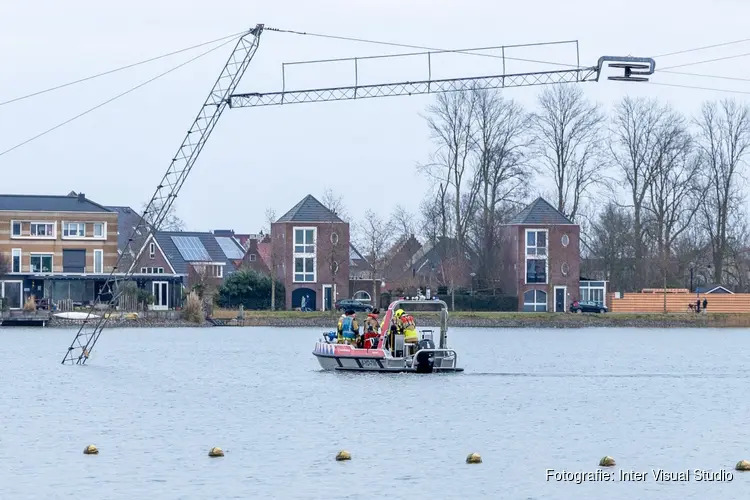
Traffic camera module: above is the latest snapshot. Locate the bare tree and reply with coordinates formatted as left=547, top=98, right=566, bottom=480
left=356, top=209, right=390, bottom=304
left=532, top=85, right=605, bottom=221
left=390, top=205, right=416, bottom=241
left=418, top=183, right=452, bottom=244
left=645, top=112, right=701, bottom=259
left=421, top=90, right=479, bottom=249
left=609, top=96, right=672, bottom=288
left=321, top=187, right=348, bottom=221
left=0, top=252, right=9, bottom=278
left=264, top=207, right=280, bottom=310
left=141, top=200, right=186, bottom=231
left=471, top=89, right=533, bottom=285
left=695, top=98, right=750, bottom=283
left=586, top=202, right=636, bottom=292
left=320, top=188, right=348, bottom=306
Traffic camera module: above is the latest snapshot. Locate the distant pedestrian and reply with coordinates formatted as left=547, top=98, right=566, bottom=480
left=695, top=298, right=700, bottom=314
left=702, top=297, right=708, bottom=313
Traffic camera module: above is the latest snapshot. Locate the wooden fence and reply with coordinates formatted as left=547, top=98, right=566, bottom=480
left=607, top=292, right=750, bottom=313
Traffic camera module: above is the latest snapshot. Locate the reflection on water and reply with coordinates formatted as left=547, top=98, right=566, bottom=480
left=0, top=326, right=748, bottom=499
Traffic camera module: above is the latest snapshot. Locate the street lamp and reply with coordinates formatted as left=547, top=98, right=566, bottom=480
left=470, top=272, right=476, bottom=296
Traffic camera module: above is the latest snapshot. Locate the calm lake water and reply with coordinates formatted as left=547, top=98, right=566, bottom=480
left=0, top=325, right=749, bottom=499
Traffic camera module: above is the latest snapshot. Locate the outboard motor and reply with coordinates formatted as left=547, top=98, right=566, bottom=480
left=414, top=338, right=435, bottom=373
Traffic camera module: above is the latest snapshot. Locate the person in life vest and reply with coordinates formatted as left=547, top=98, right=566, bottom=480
left=337, top=309, right=359, bottom=344
left=394, top=308, right=419, bottom=344
left=363, top=308, right=381, bottom=349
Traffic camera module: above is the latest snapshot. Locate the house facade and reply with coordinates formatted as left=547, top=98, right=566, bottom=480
left=499, top=197, right=582, bottom=312
left=0, top=192, right=119, bottom=309
left=107, top=205, right=184, bottom=311
left=153, top=230, right=246, bottom=306
left=272, top=194, right=350, bottom=311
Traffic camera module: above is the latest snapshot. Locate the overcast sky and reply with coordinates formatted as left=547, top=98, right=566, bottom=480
left=2, top=0, right=749, bottom=234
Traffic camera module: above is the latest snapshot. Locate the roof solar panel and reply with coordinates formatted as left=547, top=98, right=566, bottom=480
left=171, top=236, right=211, bottom=261
left=215, top=236, right=245, bottom=259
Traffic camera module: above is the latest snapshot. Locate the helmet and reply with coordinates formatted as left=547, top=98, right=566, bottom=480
left=395, top=309, right=404, bottom=318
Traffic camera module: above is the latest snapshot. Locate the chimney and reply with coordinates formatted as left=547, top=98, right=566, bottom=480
left=78, top=193, right=86, bottom=202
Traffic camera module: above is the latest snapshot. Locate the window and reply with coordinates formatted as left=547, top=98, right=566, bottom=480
left=30, top=222, right=55, bottom=237
left=525, top=229, right=548, bottom=284
left=140, top=267, right=165, bottom=274
left=294, top=228, right=315, bottom=253
left=63, top=222, right=85, bottom=237
left=11, top=249, right=21, bottom=273
left=561, top=234, right=570, bottom=247
left=93, top=222, right=105, bottom=238
left=561, top=262, right=570, bottom=276
left=30, top=253, right=53, bottom=273
left=149, top=242, right=156, bottom=259
left=330, top=261, right=339, bottom=274
left=523, top=290, right=547, bottom=312
left=330, top=232, right=339, bottom=245
left=213, top=265, right=223, bottom=278
left=12, top=222, right=21, bottom=236
left=248, top=253, right=257, bottom=261
left=294, top=257, right=315, bottom=282
left=93, top=249, right=104, bottom=273
left=293, top=226, right=316, bottom=283
left=580, top=281, right=606, bottom=305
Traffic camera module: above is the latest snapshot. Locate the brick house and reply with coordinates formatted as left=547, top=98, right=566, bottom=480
left=498, top=197, right=581, bottom=312
left=0, top=192, right=118, bottom=309
left=272, top=194, right=349, bottom=311
left=153, top=231, right=246, bottom=307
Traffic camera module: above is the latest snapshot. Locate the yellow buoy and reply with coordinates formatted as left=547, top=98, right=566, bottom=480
left=83, top=445, right=99, bottom=455
left=736, top=460, right=750, bottom=471
left=335, top=450, right=351, bottom=461
left=599, top=456, right=616, bottom=467
left=466, top=453, right=482, bottom=464
left=208, top=447, right=224, bottom=457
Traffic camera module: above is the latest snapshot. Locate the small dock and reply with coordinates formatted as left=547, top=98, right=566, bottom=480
left=0, top=311, right=51, bottom=327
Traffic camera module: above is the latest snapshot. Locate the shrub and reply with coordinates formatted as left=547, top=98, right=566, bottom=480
left=182, top=291, right=203, bottom=323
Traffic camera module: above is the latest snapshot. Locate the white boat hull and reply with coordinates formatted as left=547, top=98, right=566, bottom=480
left=313, top=341, right=463, bottom=373
left=54, top=312, right=101, bottom=320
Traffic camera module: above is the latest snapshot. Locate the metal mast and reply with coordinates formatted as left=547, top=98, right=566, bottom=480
left=61, top=24, right=265, bottom=365
left=229, top=55, right=655, bottom=108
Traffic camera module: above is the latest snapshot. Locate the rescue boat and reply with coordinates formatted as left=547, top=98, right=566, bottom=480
left=312, top=298, right=463, bottom=373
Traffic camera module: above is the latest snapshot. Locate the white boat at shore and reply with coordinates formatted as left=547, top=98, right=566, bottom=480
left=53, top=311, right=101, bottom=320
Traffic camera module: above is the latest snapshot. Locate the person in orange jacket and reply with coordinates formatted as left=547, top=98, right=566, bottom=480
left=363, top=308, right=381, bottom=349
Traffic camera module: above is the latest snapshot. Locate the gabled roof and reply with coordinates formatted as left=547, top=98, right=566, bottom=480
left=276, top=194, right=344, bottom=223
left=506, top=197, right=575, bottom=225
left=153, top=231, right=246, bottom=275
left=0, top=192, right=113, bottom=213
left=349, top=243, right=372, bottom=269
left=695, top=284, right=734, bottom=294
left=107, top=206, right=153, bottom=256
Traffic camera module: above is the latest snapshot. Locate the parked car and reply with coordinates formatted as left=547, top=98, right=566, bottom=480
left=570, top=300, right=608, bottom=314
left=335, top=298, right=373, bottom=313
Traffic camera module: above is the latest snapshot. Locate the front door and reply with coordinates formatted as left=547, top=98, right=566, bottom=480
left=152, top=281, right=168, bottom=310
left=554, top=287, right=566, bottom=312
left=323, top=285, right=333, bottom=311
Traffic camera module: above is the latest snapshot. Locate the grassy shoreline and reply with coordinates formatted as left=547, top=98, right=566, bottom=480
left=206, top=310, right=750, bottom=328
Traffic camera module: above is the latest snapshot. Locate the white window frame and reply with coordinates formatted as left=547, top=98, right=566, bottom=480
left=294, top=256, right=316, bottom=283
left=93, top=249, right=104, bottom=273
left=92, top=222, right=106, bottom=239
left=523, top=289, right=548, bottom=312
left=11, top=220, right=57, bottom=239
left=293, top=226, right=317, bottom=283
left=11, top=248, right=21, bottom=273
left=149, top=242, right=156, bottom=259
left=62, top=222, right=86, bottom=239
left=213, top=265, right=223, bottom=278
left=248, top=253, right=257, bottom=262
left=29, top=252, right=54, bottom=273
left=524, top=228, right=548, bottom=285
